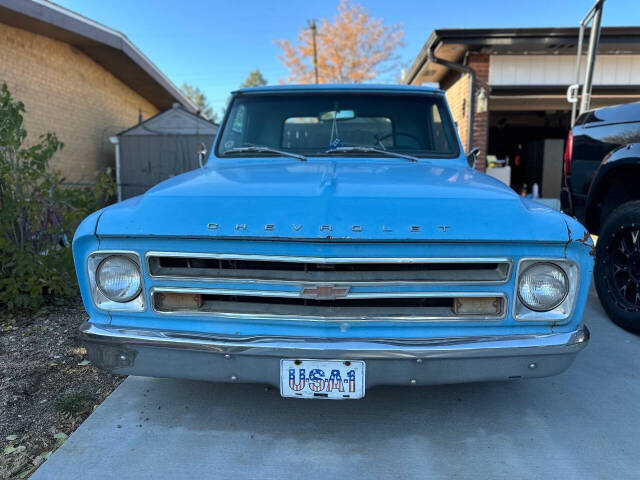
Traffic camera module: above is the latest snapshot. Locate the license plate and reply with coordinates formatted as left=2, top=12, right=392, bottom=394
left=280, top=359, right=365, bottom=399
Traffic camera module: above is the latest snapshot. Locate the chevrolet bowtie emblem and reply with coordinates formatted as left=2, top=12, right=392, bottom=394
left=300, top=285, right=350, bottom=300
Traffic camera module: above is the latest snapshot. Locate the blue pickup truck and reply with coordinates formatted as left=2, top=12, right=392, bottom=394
left=74, top=84, right=593, bottom=399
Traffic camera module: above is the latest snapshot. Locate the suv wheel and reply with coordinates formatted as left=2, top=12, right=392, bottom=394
left=594, top=201, right=640, bottom=333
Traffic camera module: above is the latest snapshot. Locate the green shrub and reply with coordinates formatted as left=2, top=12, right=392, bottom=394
left=0, top=82, right=115, bottom=311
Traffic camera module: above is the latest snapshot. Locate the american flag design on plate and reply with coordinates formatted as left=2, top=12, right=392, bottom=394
left=280, top=359, right=365, bottom=399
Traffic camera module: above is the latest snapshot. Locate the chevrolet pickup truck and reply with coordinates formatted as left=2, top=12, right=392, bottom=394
left=74, top=84, right=593, bottom=399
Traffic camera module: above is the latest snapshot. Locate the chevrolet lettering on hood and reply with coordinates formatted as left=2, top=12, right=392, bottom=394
left=205, top=223, right=444, bottom=233
left=74, top=84, right=594, bottom=400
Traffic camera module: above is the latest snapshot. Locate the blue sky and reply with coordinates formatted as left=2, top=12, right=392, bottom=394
left=55, top=0, right=640, bottom=113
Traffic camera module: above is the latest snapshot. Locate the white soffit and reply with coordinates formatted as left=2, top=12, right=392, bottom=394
left=489, top=55, right=640, bottom=86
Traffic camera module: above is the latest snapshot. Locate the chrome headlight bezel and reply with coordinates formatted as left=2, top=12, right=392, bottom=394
left=87, top=251, right=145, bottom=312
left=514, top=259, right=579, bottom=322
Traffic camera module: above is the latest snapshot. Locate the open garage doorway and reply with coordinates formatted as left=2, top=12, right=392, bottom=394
left=488, top=110, right=570, bottom=199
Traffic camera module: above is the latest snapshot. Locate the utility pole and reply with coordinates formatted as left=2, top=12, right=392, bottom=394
left=308, top=19, right=319, bottom=84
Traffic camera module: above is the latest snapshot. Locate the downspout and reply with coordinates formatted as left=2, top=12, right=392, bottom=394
left=109, top=136, right=122, bottom=202
left=427, top=46, right=476, bottom=153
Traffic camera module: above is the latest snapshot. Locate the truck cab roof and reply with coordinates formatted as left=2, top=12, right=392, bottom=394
left=233, top=83, right=444, bottom=96
left=576, top=100, right=640, bottom=127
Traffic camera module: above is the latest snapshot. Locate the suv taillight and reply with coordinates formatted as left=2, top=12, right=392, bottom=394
left=564, top=131, right=573, bottom=176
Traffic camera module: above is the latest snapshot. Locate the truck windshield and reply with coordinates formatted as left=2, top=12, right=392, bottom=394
left=216, top=93, right=459, bottom=158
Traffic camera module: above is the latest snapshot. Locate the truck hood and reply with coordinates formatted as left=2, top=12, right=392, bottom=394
left=96, top=158, right=570, bottom=243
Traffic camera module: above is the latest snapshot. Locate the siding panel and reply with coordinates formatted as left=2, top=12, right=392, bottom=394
left=489, top=54, right=640, bottom=86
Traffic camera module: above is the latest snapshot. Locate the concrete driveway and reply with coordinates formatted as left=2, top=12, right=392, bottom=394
left=33, top=288, right=639, bottom=480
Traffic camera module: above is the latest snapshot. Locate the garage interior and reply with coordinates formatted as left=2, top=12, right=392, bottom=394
left=404, top=27, right=640, bottom=204
left=486, top=87, right=639, bottom=200
left=488, top=109, right=570, bottom=199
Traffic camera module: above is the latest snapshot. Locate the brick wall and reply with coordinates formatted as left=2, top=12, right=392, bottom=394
left=444, top=74, right=470, bottom=157
left=0, top=22, right=160, bottom=184
left=439, top=53, right=491, bottom=171
left=468, top=53, right=490, bottom=172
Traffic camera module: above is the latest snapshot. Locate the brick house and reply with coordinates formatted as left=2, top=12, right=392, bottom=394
left=405, top=28, right=640, bottom=197
left=0, top=0, right=197, bottom=185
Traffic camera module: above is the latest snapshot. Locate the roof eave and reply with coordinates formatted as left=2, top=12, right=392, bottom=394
left=405, top=26, right=640, bottom=85
left=0, top=0, right=198, bottom=113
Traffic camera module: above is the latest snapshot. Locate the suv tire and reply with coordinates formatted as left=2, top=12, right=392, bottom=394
left=594, top=200, right=640, bottom=334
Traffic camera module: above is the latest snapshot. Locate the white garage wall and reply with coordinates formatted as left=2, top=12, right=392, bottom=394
left=489, top=54, right=640, bottom=85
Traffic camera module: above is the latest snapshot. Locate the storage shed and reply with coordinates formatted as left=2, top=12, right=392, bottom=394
left=111, top=104, right=218, bottom=200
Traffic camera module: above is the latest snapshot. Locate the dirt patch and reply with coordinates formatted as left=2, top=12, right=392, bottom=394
left=0, top=302, right=123, bottom=479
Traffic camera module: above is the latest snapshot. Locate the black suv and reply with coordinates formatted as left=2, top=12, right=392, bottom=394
left=562, top=101, right=640, bottom=333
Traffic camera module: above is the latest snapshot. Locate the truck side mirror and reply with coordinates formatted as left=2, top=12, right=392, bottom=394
left=197, top=143, right=208, bottom=168
left=467, top=148, right=480, bottom=169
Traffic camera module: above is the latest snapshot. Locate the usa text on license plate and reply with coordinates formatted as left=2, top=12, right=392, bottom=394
left=280, top=359, right=365, bottom=399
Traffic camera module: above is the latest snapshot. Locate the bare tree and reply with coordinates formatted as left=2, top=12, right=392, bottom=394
left=276, top=0, right=403, bottom=84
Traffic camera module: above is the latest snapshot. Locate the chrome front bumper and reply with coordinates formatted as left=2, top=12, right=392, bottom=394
left=80, top=322, right=589, bottom=387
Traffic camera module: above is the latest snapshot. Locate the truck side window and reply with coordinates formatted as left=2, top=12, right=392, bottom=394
left=220, top=104, right=246, bottom=149
left=231, top=105, right=245, bottom=134
left=431, top=104, right=451, bottom=152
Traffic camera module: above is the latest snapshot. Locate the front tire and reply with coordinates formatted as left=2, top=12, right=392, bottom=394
left=594, top=201, right=640, bottom=334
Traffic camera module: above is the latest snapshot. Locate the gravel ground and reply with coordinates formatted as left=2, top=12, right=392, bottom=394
left=0, top=302, right=123, bottom=479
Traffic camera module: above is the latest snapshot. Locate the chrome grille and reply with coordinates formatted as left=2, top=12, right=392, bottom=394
left=145, top=252, right=511, bottom=322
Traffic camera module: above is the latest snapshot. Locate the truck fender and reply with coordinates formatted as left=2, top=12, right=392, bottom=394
left=584, top=143, right=640, bottom=232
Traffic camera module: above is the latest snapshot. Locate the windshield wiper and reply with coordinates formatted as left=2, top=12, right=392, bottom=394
left=324, top=146, right=419, bottom=163
left=223, top=146, right=306, bottom=162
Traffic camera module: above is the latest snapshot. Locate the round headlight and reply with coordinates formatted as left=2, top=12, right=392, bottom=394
left=96, top=256, right=142, bottom=303
left=517, top=262, right=569, bottom=312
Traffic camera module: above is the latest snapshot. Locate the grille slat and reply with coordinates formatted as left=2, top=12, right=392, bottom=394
left=152, top=290, right=504, bottom=321
left=148, top=254, right=511, bottom=284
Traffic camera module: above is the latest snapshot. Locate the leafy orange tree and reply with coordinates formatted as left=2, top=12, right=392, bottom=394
left=276, top=0, right=403, bottom=84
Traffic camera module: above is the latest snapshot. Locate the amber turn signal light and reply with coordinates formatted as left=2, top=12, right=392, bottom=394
left=453, top=297, right=502, bottom=316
